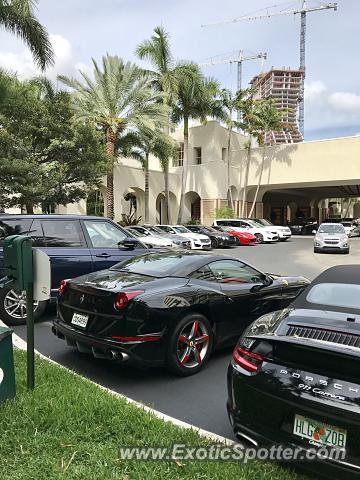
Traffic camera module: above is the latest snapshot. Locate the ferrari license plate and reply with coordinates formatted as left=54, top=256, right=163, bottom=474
left=71, top=312, right=89, bottom=328
left=293, top=414, right=347, bottom=448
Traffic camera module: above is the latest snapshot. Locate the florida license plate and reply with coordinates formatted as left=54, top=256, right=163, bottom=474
left=293, top=414, right=347, bottom=448
left=71, top=312, right=89, bottom=328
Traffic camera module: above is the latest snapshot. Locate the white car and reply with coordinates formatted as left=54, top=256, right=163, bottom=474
left=213, top=219, right=278, bottom=244
left=156, top=225, right=211, bottom=250
left=314, top=223, right=349, bottom=254
left=253, top=218, right=292, bottom=241
left=126, top=227, right=174, bottom=248
left=129, top=225, right=191, bottom=249
left=341, top=221, right=358, bottom=237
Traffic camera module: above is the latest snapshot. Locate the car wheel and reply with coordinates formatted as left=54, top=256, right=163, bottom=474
left=211, top=238, right=219, bottom=248
left=166, top=313, right=213, bottom=376
left=255, top=233, right=264, bottom=244
left=0, top=287, right=47, bottom=326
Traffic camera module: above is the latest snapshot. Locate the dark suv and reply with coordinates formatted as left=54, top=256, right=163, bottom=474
left=0, top=215, right=147, bottom=325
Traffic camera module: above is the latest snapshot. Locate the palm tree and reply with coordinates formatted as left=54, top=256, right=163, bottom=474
left=0, top=0, right=54, bottom=70
left=132, top=130, right=176, bottom=223
left=172, top=64, right=222, bottom=223
left=248, top=99, right=284, bottom=218
left=219, top=88, right=254, bottom=212
left=59, top=55, right=169, bottom=219
left=135, top=26, right=179, bottom=223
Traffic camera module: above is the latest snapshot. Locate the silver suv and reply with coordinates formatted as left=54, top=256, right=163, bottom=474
left=314, top=223, right=349, bottom=254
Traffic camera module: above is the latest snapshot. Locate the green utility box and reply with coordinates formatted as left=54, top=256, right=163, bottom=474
left=3, top=235, right=33, bottom=291
left=0, top=326, right=16, bottom=403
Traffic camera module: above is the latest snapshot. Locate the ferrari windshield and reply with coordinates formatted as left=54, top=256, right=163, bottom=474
left=307, top=283, right=360, bottom=310
left=318, top=224, right=345, bottom=234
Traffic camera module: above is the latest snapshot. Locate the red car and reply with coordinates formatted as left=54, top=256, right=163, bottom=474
left=213, top=226, right=256, bottom=245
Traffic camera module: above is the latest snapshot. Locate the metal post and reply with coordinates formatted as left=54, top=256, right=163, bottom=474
left=299, top=7, right=306, bottom=137
left=26, top=283, right=34, bottom=390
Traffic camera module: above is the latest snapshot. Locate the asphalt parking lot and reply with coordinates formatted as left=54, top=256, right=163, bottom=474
left=12, top=236, right=360, bottom=440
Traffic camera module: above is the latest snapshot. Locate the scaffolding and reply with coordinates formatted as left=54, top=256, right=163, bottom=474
left=250, top=68, right=304, bottom=145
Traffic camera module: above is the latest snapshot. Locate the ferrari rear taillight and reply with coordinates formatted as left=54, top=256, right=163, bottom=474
left=114, top=291, right=144, bottom=310
left=232, top=346, right=264, bottom=372
left=58, top=279, right=69, bottom=296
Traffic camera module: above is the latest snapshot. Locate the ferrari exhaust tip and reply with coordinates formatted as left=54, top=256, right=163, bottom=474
left=108, top=350, right=130, bottom=362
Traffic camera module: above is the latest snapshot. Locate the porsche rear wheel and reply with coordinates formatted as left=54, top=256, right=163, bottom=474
left=166, top=314, right=213, bottom=376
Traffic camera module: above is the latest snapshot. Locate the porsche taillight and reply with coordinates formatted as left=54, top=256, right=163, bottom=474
left=232, top=346, right=264, bottom=372
left=114, top=291, right=144, bottom=310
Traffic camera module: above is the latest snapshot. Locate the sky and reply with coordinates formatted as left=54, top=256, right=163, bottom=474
left=0, top=0, right=359, bottom=141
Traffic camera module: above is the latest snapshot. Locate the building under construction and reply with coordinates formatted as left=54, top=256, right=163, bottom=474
left=250, top=68, right=304, bottom=145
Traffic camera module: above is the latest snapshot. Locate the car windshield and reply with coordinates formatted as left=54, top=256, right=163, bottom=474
left=157, top=225, right=173, bottom=233
left=174, top=226, right=191, bottom=233
left=341, top=222, right=352, bottom=227
left=318, top=224, right=345, bottom=234
left=307, top=283, right=360, bottom=310
left=201, top=226, right=217, bottom=233
left=257, top=219, right=273, bottom=226
left=146, top=226, right=163, bottom=234
left=126, top=228, right=140, bottom=237
left=247, top=221, right=260, bottom=228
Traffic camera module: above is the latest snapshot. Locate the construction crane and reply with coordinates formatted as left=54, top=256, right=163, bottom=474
left=200, top=50, right=267, bottom=122
left=202, top=1, right=338, bottom=137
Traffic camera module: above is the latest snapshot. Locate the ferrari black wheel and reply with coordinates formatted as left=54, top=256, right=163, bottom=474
left=166, top=314, right=213, bottom=376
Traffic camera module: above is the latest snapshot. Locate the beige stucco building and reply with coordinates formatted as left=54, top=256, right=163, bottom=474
left=13, top=121, right=360, bottom=225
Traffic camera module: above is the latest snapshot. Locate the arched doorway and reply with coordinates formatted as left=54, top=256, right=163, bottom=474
left=121, top=187, right=145, bottom=224
left=86, top=190, right=104, bottom=216
left=184, top=191, right=201, bottom=223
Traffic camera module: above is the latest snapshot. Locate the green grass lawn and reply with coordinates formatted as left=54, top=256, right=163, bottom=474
left=0, top=350, right=304, bottom=480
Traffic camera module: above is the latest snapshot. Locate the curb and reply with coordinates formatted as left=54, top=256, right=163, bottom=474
left=1, top=319, right=235, bottom=446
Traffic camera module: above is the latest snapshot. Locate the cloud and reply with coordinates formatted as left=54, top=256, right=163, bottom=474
left=305, top=80, right=360, bottom=133
left=0, top=34, right=82, bottom=81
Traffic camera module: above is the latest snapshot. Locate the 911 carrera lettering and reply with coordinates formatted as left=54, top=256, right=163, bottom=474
left=279, top=370, right=358, bottom=396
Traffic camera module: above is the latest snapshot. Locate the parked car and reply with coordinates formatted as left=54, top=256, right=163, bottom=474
left=227, top=265, right=360, bottom=478
left=155, top=225, right=211, bottom=250
left=252, top=218, right=292, bottom=241
left=314, top=223, right=349, bottom=254
left=213, top=226, right=256, bottom=246
left=186, top=225, right=238, bottom=248
left=0, top=215, right=148, bottom=325
left=288, top=217, right=318, bottom=235
left=130, top=225, right=191, bottom=249
left=213, top=219, right=278, bottom=244
left=53, top=250, right=309, bottom=376
left=125, top=227, right=173, bottom=248
left=323, top=219, right=359, bottom=237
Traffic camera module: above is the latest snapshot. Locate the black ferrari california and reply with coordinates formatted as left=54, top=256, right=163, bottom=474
left=53, top=251, right=309, bottom=376
left=227, top=264, right=360, bottom=479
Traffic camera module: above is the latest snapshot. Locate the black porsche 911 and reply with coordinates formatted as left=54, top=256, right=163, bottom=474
left=227, top=264, right=360, bottom=479
left=53, top=251, right=309, bottom=376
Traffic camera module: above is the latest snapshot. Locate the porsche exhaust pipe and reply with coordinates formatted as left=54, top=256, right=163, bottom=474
left=235, top=431, right=258, bottom=448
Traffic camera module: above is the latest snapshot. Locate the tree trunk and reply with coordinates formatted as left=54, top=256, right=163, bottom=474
left=163, top=162, right=171, bottom=224
left=177, top=116, right=188, bottom=224
left=241, top=140, right=252, bottom=218
left=106, top=127, right=115, bottom=219
left=227, top=126, right=234, bottom=211
left=25, top=202, right=34, bottom=214
left=248, top=144, right=266, bottom=218
left=144, top=152, right=150, bottom=224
